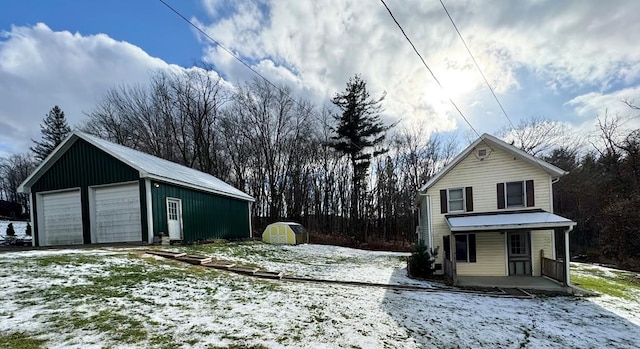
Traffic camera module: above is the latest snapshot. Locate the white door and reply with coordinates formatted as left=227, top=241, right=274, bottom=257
left=93, top=183, right=141, bottom=243
left=166, top=198, right=182, bottom=240
left=40, top=190, right=83, bottom=246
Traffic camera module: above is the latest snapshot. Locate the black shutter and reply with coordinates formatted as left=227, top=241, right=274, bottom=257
left=468, top=234, right=476, bottom=263
left=526, top=180, right=535, bottom=207
left=465, top=187, right=473, bottom=212
left=440, top=189, right=448, bottom=214
left=497, top=183, right=505, bottom=209
left=443, top=235, right=450, bottom=260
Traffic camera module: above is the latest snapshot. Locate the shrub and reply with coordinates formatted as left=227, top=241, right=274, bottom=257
left=25, top=223, right=32, bottom=236
left=407, top=241, right=438, bottom=278
left=5, top=223, right=16, bottom=236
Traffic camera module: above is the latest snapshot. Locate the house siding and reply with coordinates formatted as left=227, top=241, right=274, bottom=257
left=427, top=143, right=554, bottom=276
left=151, top=182, right=250, bottom=242
left=456, top=232, right=506, bottom=276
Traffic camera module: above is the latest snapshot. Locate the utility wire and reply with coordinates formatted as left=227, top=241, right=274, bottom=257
left=157, top=0, right=363, bottom=149
left=378, top=0, right=481, bottom=139
left=438, top=0, right=558, bottom=176
left=438, top=0, right=516, bottom=131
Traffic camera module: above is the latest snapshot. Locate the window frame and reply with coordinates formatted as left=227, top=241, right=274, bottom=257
left=505, top=181, right=526, bottom=208
left=447, top=187, right=465, bottom=213
left=455, top=234, right=470, bottom=263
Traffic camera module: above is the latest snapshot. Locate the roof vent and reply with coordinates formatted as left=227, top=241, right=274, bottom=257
left=477, top=149, right=487, bottom=160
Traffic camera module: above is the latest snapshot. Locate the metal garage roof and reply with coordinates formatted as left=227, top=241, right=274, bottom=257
left=446, top=210, right=575, bottom=232
left=19, top=131, right=254, bottom=202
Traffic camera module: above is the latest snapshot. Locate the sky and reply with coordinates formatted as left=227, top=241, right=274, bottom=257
left=2, top=0, right=640, bottom=158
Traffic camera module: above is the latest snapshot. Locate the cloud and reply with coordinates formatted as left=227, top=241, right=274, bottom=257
left=0, top=23, right=178, bottom=155
left=194, top=0, right=640, bottom=136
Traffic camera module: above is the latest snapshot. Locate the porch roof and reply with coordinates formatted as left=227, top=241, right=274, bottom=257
left=446, top=210, right=576, bottom=232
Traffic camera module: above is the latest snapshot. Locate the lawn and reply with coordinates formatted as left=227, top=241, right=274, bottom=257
left=0, top=243, right=639, bottom=348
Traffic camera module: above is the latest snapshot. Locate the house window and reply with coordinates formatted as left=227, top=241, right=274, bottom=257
left=506, top=181, right=525, bottom=207
left=454, top=234, right=476, bottom=263
left=448, top=188, right=464, bottom=212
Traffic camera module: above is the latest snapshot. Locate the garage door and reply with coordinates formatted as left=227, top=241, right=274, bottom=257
left=94, top=183, right=141, bottom=243
left=41, top=190, right=83, bottom=246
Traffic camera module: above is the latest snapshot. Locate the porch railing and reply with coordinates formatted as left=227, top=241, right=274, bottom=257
left=541, top=257, right=566, bottom=285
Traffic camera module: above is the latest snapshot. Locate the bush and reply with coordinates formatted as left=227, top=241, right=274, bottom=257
left=5, top=223, right=16, bottom=236
left=407, top=241, right=438, bottom=278
left=25, top=223, right=32, bottom=236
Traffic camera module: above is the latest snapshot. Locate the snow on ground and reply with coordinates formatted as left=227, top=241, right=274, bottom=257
left=0, top=244, right=639, bottom=348
left=0, top=220, right=29, bottom=239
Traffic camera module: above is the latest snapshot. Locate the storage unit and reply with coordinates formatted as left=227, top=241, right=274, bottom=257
left=262, top=222, right=309, bottom=245
left=19, top=131, right=254, bottom=247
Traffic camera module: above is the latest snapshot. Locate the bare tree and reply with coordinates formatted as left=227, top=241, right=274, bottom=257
left=0, top=153, right=36, bottom=213
left=499, top=116, right=576, bottom=157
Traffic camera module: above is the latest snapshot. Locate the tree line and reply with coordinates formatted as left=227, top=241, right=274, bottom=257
left=2, top=67, right=640, bottom=266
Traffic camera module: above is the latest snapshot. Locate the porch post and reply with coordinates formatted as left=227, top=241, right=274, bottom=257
left=451, top=233, right=457, bottom=285
left=564, top=226, right=574, bottom=286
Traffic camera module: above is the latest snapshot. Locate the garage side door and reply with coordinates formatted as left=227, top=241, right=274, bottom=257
left=94, top=183, right=141, bottom=243
left=41, top=190, right=83, bottom=246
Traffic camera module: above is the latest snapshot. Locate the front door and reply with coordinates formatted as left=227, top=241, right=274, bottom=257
left=166, top=198, right=182, bottom=240
left=508, top=231, right=531, bottom=276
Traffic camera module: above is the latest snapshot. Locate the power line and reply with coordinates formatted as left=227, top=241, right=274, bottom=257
left=438, top=0, right=516, bottom=131
left=157, top=0, right=365, bottom=150
left=378, top=0, right=481, bottom=139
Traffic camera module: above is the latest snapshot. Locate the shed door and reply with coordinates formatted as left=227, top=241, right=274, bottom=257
left=94, top=183, right=141, bottom=243
left=166, top=198, right=183, bottom=240
left=40, top=190, right=83, bottom=246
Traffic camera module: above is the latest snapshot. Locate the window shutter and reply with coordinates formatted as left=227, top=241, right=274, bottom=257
left=443, top=235, right=450, bottom=260
left=497, top=183, right=505, bottom=209
left=465, top=187, right=473, bottom=212
left=440, top=189, right=448, bottom=214
left=526, top=180, right=535, bottom=207
left=468, top=234, right=476, bottom=263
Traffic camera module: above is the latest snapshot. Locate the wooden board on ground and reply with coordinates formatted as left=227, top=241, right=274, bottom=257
left=145, top=250, right=187, bottom=259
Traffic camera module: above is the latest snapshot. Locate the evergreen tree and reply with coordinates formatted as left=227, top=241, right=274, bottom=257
left=330, top=74, right=393, bottom=231
left=31, top=106, right=71, bottom=161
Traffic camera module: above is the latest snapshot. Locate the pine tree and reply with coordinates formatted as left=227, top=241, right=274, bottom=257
left=330, top=74, right=393, bottom=232
left=31, top=106, right=71, bottom=161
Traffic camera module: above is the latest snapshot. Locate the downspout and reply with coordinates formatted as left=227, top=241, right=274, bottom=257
left=564, top=224, right=575, bottom=287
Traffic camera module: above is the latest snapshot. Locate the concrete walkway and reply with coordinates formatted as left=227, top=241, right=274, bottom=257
left=456, top=275, right=568, bottom=292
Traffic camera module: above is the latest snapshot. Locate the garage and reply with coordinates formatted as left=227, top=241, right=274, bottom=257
left=92, top=183, right=141, bottom=243
left=19, top=131, right=254, bottom=246
left=38, top=190, right=83, bottom=246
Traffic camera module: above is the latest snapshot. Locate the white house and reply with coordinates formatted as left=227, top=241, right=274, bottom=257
left=416, top=133, right=576, bottom=289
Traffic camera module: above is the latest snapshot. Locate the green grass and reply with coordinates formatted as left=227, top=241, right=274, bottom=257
left=0, top=332, right=46, bottom=349
left=571, top=267, right=640, bottom=299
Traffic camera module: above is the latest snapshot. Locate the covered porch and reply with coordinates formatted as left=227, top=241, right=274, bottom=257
left=443, top=209, right=576, bottom=289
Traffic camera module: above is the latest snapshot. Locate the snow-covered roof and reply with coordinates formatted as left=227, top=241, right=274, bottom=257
left=19, top=131, right=254, bottom=202
left=419, top=133, right=567, bottom=192
left=446, top=210, right=575, bottom=232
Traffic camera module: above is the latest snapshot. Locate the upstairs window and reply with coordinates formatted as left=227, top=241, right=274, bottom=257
left=497, top=180, right=535, bottom=209
left=506, top=181, right=524, bottom=207
left=448, top=188, right=464, bottom=212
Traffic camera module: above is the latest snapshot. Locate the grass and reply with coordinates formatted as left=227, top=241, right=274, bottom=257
left=571, top=264, right=640, bottom=299
left=0, top=332, right=46, bottom=349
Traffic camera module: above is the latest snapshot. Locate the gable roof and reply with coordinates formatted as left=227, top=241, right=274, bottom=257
left=19, top=131, right=254, bottom=202
left=418, top=133, right=567, bottom=192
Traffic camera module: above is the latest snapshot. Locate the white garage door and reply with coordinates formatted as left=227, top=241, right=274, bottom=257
left=94, top=183, right=141, bottom=243
left=41, top=190, right=83, bottom=246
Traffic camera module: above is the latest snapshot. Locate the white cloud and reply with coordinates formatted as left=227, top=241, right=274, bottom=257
left=0, top=23, right=178, bottom=155
left=194, top=0, right=640, bottom=136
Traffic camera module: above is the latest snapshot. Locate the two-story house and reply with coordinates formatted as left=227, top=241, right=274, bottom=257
left=416, top=133, right=576, bottom=289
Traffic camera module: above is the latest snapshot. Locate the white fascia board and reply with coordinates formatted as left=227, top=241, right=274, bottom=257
left=145, top=174, right=255, bottom=202
left=449, top=221, right=576, bottom=232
